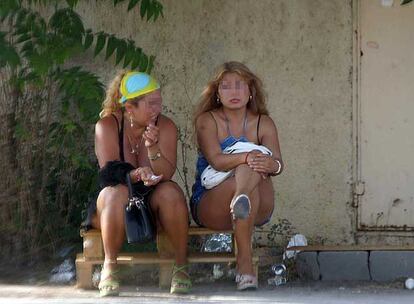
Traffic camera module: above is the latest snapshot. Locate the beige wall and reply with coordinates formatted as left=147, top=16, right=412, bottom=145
left=76, top=0, right=355, bottom=245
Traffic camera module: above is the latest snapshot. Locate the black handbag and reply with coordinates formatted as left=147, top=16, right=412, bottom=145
left=124, top=174, right=156, bottom=243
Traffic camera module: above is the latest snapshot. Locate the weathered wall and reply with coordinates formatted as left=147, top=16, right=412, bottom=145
left=76, top=0, right=355, bottom=246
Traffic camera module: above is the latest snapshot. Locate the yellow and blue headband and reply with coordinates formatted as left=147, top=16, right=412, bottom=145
left=119, top=72, right=160, bottom=104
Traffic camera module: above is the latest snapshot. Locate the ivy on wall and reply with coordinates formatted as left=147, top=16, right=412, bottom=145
left=0, top=0, right=163, bottom=265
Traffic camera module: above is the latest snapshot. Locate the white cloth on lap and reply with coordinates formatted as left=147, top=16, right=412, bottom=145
left=201, top=141, right=272, bottom=189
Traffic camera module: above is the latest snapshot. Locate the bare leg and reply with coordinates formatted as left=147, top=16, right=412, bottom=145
left=150, top=181, right=189, bottom=265
left=94, top=185, right=128, bottom=271
left=232, top=165, right=261, bottom=275
left=254, top=178, right=275, bottom=226
left=234, top=164, right=261, bottom=197
left=198, top=164, right=275, bottom=276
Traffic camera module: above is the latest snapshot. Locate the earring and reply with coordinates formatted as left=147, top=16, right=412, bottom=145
left=249, top=95, right=252, bottom=100
left=216, top=96, right=220, bottom=104
left=129, top=113, right=134, bottom=128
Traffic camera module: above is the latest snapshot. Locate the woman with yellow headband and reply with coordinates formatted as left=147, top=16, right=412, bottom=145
left=84, top=71, right=191, bottom=296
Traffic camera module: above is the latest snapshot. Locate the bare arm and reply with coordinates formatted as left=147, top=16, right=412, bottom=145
left=196, top=113, right=248, bottom=172
left=248, top=115, right=284, bottom=175
left=145, top=115, right=177, bottom=180
left=95, top=116, right=121, bottom=168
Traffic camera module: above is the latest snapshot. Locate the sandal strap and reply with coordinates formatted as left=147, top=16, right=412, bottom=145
left=172, top=263, right=190, bottom=278
left=101, top=268, right=120, bottom=281
left=171, top=263, right=192, bottom=291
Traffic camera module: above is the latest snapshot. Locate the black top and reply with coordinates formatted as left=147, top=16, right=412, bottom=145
left=111, top=113, right=125, bottom=161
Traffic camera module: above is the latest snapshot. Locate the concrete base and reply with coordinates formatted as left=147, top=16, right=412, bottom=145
left=319, top=251, right=370, bottom=281
left=296, top=250, right=414, bottom=282
left=296, top=252, right=320, bottom=280
left=370, top=251, right=414, bottom=282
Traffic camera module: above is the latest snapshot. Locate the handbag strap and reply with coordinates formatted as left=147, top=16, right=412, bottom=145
left=126, top=172, right=134, bottom=199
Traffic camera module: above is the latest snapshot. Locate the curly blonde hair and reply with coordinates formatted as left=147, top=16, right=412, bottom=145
left=99, top=70, right=127, bottom=118
left=193, top=61, right=269, bottom=127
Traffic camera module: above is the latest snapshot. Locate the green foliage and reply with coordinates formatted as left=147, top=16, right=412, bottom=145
left=0, top=32, right=20, bottom=67
left=0, top=0, right=163, bottom=264
left=401, top=0, right=414, bottom=5
left=1, top=1, right=159, bottom=75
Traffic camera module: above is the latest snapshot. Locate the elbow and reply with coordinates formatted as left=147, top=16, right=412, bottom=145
left=162, top=173, right=174, bottom=181
left=209, top=159, right=229, bottom=172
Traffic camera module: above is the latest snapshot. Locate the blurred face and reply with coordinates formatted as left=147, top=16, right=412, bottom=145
left=127, top=89, right=162, bottom=126
left=217, top=73, right=250, bottom=110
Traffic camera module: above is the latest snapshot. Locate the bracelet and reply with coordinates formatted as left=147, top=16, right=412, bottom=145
left=270, top=159, right=282, bottom=176
left=148, top=151, right=161, bottom=161
left=244, top=152, right=251, bottom=164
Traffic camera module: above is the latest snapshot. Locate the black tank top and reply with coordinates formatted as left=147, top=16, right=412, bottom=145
left=111, top=112, right=160, bottom=162
left=111, top=113, right=125, bottom=161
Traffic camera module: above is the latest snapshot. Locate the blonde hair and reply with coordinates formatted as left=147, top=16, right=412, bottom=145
left=99, top=70, right=127, bottom=118
left=193, top=61, right=269, bottom=128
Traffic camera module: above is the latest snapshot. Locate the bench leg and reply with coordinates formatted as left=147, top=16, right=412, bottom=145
left=76, top=261, right=93, bottom=289
left=159, top=263, right=173, bottom=289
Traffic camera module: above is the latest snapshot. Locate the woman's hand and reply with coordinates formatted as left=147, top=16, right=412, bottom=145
left=247, top=153, right=279, bottom=177
left=143, top=123, right=159, bottom=148
left=130, top=167, right=163, bottom=186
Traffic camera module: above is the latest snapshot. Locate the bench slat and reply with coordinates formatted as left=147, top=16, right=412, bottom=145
left=76, top=252, right=258, bottom=265
left=81, top=227, right=233, bottom=237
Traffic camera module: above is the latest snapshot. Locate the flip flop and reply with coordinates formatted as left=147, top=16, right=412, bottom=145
left=230, top=194, right=251, bottom=220
left=235, top=273, right=258, bottom=291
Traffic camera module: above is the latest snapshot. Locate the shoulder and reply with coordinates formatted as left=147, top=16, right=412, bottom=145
left=158, top=114, right=177, bottom=133
left=259, top=114, right=276, bottom=128
left=95, top=114, right=118, bottom=137
left=196, top=111, right=216, bottom=128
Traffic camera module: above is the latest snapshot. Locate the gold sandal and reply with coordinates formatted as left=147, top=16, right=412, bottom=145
left=98, top=262, right=120, bottom=297
left=170, top=264, right=192, bottom=294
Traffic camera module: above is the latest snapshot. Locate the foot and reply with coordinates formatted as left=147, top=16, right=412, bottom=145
left=235, top=273, right=258, bottom=291
left=170, top=264, right=192, bottom=294
left=98, top=266, right=120, bottom=297
left=230, top=194, right=251, bottom=220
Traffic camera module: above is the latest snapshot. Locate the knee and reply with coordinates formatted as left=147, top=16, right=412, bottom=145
left=235, top=163, right=252, bottom=173
left=234, top=164, right=260, bottom=178
left=98, top=185, right=128, bottom=210
left=152, top=181, right=187, bottom=210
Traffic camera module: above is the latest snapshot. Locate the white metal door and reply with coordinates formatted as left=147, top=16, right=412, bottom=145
left=357, top=0, right=414, bottom=230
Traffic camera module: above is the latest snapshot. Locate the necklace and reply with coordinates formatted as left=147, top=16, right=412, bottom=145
left=126, top=133, right=144, bottom=155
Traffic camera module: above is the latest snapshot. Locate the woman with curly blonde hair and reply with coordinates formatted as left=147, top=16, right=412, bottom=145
left=191, top=61, right=283, bottom=291
left=84, top=70, right=191, bottom=296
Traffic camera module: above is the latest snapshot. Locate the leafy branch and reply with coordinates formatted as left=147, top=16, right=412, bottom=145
left=0, top=0, right=163, bottom=264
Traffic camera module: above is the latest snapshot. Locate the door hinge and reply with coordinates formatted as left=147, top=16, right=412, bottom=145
left=353, top=181, right=365, bottom=196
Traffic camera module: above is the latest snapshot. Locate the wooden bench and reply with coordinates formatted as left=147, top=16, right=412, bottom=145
left=75, top=227, right=259, bottom=289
